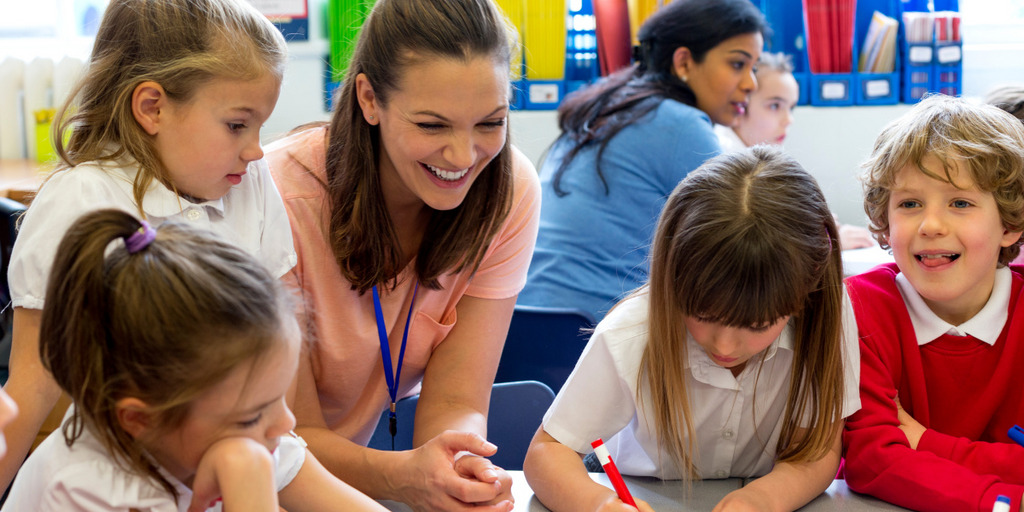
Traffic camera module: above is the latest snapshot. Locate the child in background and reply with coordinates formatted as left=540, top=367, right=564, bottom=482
left=524, top=146, right=861, bottom=512
left=715, top=52, right=800, bottom=152
left=1, top=0, right=296, bottom=491
left=985, top=85, right=1024, bottom=123
left=2, top=210, right=384, bottom=511
left=715, top=52, right=874, bottom=250
left=842, top=95, right=1024, bottom=512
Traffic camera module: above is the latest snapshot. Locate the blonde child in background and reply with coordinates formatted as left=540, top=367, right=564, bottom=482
left=715, top=52, right=800, bottom=151
left=985, top=85, right=1024, bottom=123
left=843, top=95, right=1024, bottom=512
left=524, top=146, right=861, bottom=512
left=2, top=210, right=384, bottom=511
left=0, top=0, right=296, bottom=492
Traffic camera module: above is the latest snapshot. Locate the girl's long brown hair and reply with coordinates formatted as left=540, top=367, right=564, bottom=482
left=642, top=145, right=845, bottom=478
left=324, top=0, right=518, bottom=292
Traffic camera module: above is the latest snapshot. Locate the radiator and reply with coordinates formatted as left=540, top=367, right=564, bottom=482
left=0, top=56, right=85, bottom=161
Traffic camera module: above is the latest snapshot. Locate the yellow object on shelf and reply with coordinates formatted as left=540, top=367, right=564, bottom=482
left=494, top=0, right=525, bottom=80
left=523, top=0, right=566, bottom=80
left=34, top=108, right=57, bottom=164
left=626, top=0, right=671, bottom=44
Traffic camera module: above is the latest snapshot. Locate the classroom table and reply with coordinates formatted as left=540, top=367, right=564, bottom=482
left=380, top=471, right=912, bottom=511
left=0, top=159, right=49, bottom=205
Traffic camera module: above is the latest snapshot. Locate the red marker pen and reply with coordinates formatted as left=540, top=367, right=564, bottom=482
left=591, top=438, right=636, bottom=508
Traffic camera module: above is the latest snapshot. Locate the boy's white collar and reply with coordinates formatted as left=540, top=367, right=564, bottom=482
left=895, top=266, right=1011, bottom=346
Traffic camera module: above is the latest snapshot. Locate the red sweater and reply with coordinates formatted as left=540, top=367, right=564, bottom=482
left=843, top=263, right=1024, bottom=512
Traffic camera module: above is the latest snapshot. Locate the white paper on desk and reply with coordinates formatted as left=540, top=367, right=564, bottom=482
left=0, top=57, right=26, bottom=159
left=842, top=245, right=895, bottom=276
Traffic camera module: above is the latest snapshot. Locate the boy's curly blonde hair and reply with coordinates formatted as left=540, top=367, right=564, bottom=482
left=861, top=94, right=1024, bottom=265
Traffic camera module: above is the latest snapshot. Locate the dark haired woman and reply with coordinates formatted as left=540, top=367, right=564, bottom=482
left=519, top=0, right=768, bottom=321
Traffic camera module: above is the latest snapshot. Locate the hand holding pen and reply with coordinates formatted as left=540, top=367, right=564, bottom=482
left=592, top=439, right=652, bottom=511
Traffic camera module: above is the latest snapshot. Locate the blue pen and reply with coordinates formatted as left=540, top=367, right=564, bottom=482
left=1008, top=425, right=1024, bottom=447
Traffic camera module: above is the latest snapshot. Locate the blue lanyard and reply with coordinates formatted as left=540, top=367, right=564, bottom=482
left=371, top=282, right=418, bottom=450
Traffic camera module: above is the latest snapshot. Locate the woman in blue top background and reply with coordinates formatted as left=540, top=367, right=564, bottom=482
left=518, top=0, right=769, bottom=321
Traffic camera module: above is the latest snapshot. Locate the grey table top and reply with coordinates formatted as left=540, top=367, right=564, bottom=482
left=382, top=471, right=912, bottom=511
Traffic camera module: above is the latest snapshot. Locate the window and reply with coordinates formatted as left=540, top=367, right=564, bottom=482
left=0, top=0, right=106, bottom=61
left=959, top=0, right=1024, bottom=96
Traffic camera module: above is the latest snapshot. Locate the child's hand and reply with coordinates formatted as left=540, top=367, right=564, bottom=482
left=187, top=437, right=278, bottom=512
left=838, top=223, right=875, bottom=250
left=895, top=399, right=926, bottom=450
left=594, top=494, right=654, bottom=512
left=712, top=487, right=772, bottom=512
left=453, top=453, right=514, bottom=507
left=393, top=430, right=512, bottom=512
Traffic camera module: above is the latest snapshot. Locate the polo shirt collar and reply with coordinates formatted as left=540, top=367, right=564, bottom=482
left=104, top=156, right=227, bottom=217
left=895, top=266, right=1010, bottom=346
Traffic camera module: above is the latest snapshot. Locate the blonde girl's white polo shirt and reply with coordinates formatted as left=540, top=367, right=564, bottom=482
left=9, top=154, right=296, bottom=310
left=542, top=290, right=860, bottom=480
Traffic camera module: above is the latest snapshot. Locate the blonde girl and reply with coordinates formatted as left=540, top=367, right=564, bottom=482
left=2, top=0, right=295, bottom=491
left=524, top=146, right=860, bottom=512
left=2, top=210, right=383, bottom=511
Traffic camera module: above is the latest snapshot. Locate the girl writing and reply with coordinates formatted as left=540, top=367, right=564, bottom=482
left=2, top=209, right=383, bottom=511
left=265, top=0, right=540, bottom=510
left=524, top=146, right=861, bottom=512
left=1, top=0, right=295, bottom=491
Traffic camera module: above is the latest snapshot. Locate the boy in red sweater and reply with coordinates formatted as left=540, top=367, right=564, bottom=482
left=843, top=94, right=1024, bottom=512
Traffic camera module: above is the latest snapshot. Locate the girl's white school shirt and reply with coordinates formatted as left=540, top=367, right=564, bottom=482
left=8, top=154, right=296, bottom=310
left=713, top=124, right=748, bottom=153
left=542, top=290, right=860, bottom=480
left=1, top=425, right=306, bottom=511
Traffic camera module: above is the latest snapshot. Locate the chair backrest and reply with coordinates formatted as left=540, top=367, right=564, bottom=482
left=0, top=197, right=26, bottom=384
left=367, top=380, right=556, bottom=471
left=495, top=305, right=596, bottom=393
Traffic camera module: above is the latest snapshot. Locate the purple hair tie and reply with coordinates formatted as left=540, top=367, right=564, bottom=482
left=124, top=220, right=157, bottom=254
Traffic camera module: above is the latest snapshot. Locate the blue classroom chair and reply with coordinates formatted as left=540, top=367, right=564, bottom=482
left=368, top=380, right=556, bottom=471
left=494, top=305, right=596, bottom=393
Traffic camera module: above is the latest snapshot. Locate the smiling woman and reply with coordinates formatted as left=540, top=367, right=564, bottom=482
left=262, top=0, right=541, bottom=511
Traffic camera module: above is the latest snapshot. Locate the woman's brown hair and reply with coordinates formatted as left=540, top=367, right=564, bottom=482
left=52, top=0, right=286, bottom=215
left=39, top=209, right=294, bottom=499
left=324, top=0, right=518, bottom=292
left=642, top=145, right=845, bottom=478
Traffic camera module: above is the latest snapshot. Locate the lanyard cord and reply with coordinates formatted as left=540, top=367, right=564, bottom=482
left=372, top=282, right=419, bottom=451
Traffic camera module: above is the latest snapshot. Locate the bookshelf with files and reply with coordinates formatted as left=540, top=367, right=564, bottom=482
left=899, top=5, right=934, bottom=102
left=765, top=0, right=901, bottom=106
left=513, top=0, right=600, bottom=110
left=854, top=0, right=901, bottom=105
left=760, top=0, right=812, bottom=106
left=898, top=0, right=962, bottom=103
left=931, top=1, right=962, bottom=98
